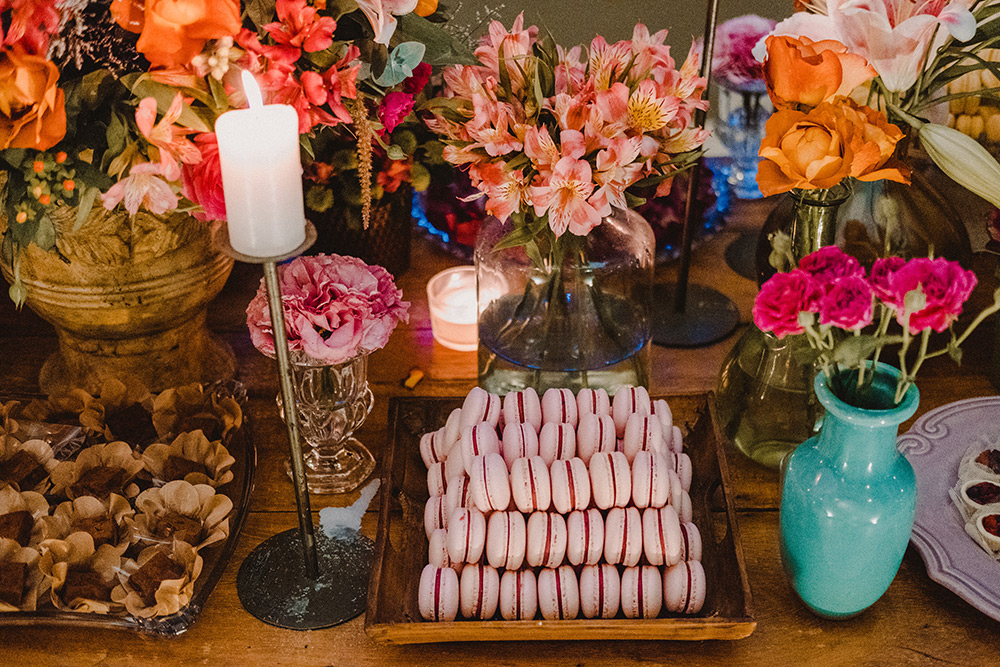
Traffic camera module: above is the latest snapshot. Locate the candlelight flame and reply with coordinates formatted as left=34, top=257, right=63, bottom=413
left=241, top=70, right=264, bottom=109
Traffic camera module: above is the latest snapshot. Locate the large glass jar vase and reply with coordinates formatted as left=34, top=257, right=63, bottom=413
left=475, top=209, right=655, bottom=396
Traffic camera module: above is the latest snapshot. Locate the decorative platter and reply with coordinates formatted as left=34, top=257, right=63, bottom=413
left=365, top=393, right=756, bottom=643
left=899, top=396, right=1000, bottom=621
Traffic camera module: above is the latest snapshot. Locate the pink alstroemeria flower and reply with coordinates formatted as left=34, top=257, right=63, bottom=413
left=531, top=157, right=606, bottom=237
left=594, top=135, right=643, bottom=210
left=356, top=0, right=417, bottom=45
left=264, top=0, right=336, bottom=52
left=467, top=96, right=524, bottom=157
left=471, top=162, right=531, bottom=222
left=101, top=162, right=179, bottom=216
left=135, top=94, right=201, bottom=181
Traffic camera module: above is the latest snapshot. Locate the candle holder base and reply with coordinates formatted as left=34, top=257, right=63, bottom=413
left=213, top=220, right=318, bottom=264
left=651, top=283, right=741, bottom=348
left=236, top=526, right=374, bottom=630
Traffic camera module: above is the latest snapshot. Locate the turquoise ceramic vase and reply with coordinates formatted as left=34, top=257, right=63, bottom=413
left=779, top=362, right=919, bottom=618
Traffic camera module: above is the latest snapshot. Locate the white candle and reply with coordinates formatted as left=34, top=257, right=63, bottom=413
left=215, top=71, right=306, bottom=257
left=427, top=266, right=479, bottom=351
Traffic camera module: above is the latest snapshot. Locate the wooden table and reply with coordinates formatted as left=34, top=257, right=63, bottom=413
left=2, top=198, right=999, bottom=665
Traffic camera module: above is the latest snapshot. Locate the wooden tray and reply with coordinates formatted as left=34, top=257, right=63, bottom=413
left=365, top=393, right=756, bottom=643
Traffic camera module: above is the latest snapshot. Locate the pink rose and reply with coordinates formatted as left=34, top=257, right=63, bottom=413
left=868, top=256, right=906, bottom=302
left=378, top=91, right=415, bottom=136
left=753, top=268, right=823, bottom=338
left=246, top=254, right=410, bottom=364
left=818, top=275, right=874, bottom=330
left=181, top=133, right=226, bottom=222
left=886, top=257, right=977, bottom=333
left=797, top=246, right=864, bottom=285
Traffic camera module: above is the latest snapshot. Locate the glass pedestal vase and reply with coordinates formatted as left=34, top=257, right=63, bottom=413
left=714, top=326, right=822, bottom=468
left=779, top=363, right=919, bottom=618
left=715, top=85, right=769, bottom=200
left=475, top=209, right=655, bottom=396
left=278, top=352, right=375, bottom=494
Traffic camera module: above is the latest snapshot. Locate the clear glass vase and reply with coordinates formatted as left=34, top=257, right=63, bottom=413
left=715, top=85, right=769, bottom=200
left=278, top=351, right=375, bottom=494
left=475, top=209, right=655, bottom=396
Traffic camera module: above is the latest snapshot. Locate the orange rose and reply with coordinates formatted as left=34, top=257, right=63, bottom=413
left=763, top=35, right=876, bottom=110
left=415, top=0, right=439, bottom=16
left=0, top=48, right=66, bottom=150
left=757, top=99, right=910, bottom=196
left=114, top=0, right=241, bottom=68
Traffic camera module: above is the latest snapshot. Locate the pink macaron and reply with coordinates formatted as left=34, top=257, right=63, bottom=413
left=444, top=448, right=466, bottom=484
left=501, top=422, right=540, bottom=468
left=444, top=474, right=472, bottom=519
left=590, top=451, right=632, bottom=509
left=566, top=508, right=605, bottom=566
left=622, top=413, right=664, bottom=462
left=424, top=495, right=449, bottom=538
left=576, top=388, right=611, bottom=418
left=447, top=507, right=486, bottom=564
left=470, top=452, right=511, bottom=512
left=427, top=461, right=447, bottom=498
left=441, top=407, right=464, bottom=452
left=679, top=521, right=703, bottom=562
left=420, top=429, right=449, bottom=468
left=460, top=423, right=501, bottom=474
left=485, top=510, right=527, bottom=571
left=576, top=413, right=616, bottom=465
left=675, top=489, right=693, bottom=523
left=460, top=387, right=502, bottom=430
left=612, top=385, right=651, bottom=437
left=460, top=563, right=500, bottom=620
left=651, top=398, right=673, bottom=437
left=499, top=568, right=538, bottom=621
left=509, top=455, right=551, bottom=513
left=537, top=565, right=580, bottom=620
left=621, top=565, right=663, bottom=619
left=428, top=528, right=453, bottom=569
left=549, top=457, right=591, bottom=514
left=670, top=425, right=683, bottom=455
left=631, top=450, right=670, bottom=509
left=642, top=505, right=683, bottom=567
left=502, top=387, right=542, bottom=433
left=604, top=506, right=643, bottom=567
left=542, top=388, right=578, bottom=427
left=669, top=451, right=693, bottom=492
left=578, top=563, right=620, bottom=619
left=538, top=422, right=576, bottom=464
left=418, top=564, right=460, bottom=622
left=663, top=560, right=706, bottom=615
left=666, top=468, right=683, bottom=510
left=526, top=511, right=568, bottom=569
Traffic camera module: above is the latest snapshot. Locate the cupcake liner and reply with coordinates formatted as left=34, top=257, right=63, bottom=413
left=128, top=481, right=231, bottom=552
left=152, top=384, right=242, bottom=444
left=142, top=431, right=234, bottom=488
left=50, top=441, right=144, bottom=500
left=112, top=541, right=203, bottom=618
left=37, top=532, right=128, bottom=614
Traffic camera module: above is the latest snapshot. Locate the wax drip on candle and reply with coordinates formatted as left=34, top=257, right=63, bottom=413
left=242, top=70, right=264, bottom=109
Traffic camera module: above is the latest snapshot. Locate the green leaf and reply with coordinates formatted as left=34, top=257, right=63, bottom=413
left=386, top=144, right=406, bottom=160
left=625, top=193, right=646, bottom=208
left=493, top=226, right=539, bottom=252
left=244, top=0, right=277, bottom=31
left=208, top=75, right=230, bottom=113
left=395, top=14, right=478, bottom=66
left=35, top=215, right=56, bottom=251
left=947, top=342, right=964, bottom=364
left=8, top=279, right=27, bottom=308
left=73, top=186, right=100, bottom=233
left=832, top=335, right=903, bottom=367
left=524, top=240, right=543, bottom=268
left=327, top=0, right=360, bottom=20
left=130, top=79, right=211, bottom=133
left=497, top=41, right=513, bottom=100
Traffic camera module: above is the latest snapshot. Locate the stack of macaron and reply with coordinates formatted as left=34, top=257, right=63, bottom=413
left=418, top=385, right=706, bottom=623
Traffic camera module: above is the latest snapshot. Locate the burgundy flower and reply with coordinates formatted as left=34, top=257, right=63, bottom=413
left=403, top=62, right=432, bottom=95
left=797, top=246, right=864, bottom=285
left=888, top=257, right=977, bottom=333
left=868, top=256, right=906, bottom=302
left=753, top=268, right=823, bottom=338
left=818, top=275, right=874, bottom=330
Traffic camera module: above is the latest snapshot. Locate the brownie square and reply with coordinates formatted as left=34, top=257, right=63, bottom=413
left=70, top=466, right=127, bottom=499
left=0, top=450, right=44, bottom=488
left=72, top=515, right=116, bottom=548
left=156, top=512, right=204, bottom=545
left=162, top=456, right=211, bottom=481
left=62, top=569, right=112, bottom=603
left=0, top=511, right=33, bottom=546
left=103, top=403, right=157, bottom=447
left=129, top=550, right=185, bottom=606
left=0, top=560, right=27, bottom=607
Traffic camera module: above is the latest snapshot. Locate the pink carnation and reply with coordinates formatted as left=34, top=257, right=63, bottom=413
left=181, top=133, right=226, bottom=222
left=868, top=256, right=906, bottom=302
left=711, top=14, right=775, bottom=91
left=379, top=91, right=415, bottom=135
left=818, top=275, right=874, bottom=330
left=884, top=257, right=977, bottom=333
left=753, top=268, right=823, bottom=338
left=798, top=246, right=864, bottom=285
left=246, top=254, right=410, bottom=364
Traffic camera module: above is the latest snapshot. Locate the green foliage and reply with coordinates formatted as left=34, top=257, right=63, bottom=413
left=395, top=14, right=478, bottom=66
left=244, top=0, right=277, bottom=31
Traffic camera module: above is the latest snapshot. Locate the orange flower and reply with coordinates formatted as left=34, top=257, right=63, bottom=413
left=763, top=35, right=876, bottom=110
left=415, top=0, right=439, bottom=16
left=0, top=47, right=66, bottom=150
left=113, top=0, right=241, bottom=68
left=757, top=99, right=910, bottom=196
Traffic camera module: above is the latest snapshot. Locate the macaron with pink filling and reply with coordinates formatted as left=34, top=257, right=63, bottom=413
left=550, top=457, right=591, bottom=514
left=499, top=568, right=538, bottom=621
left=538, top=422, right=576, bottom=464
left=428, top=528, right=453, bottom=569
left=526, top=511, right=568, bottom=569
left=604, top=506, right=642, bottom=567
left=424, top=495, right=448, bottom=538
left=612, top=385, right=651, bottom=437
left=576, top=387, right=611, bottom=418
left=460, top=563, right=500, bottom=620
left=485, top=510, right=527, bottom=571
left=651, top=398, right=673, bottom=437
left=663, top=560, right=706, bottom=614
left=590, top=451, right=632, bottom=509
left=578, top=563, right=620, bottom=619
left=537, top=565, right=580, bottom=620
left=622, top=413, right=664, bottom=462
left=566, top=508, right=605, bottom=566
left=420, top=429, right=449, bottom=468
left=542, top=388, right=578, bottom=427
left=509, top=455, right=551, bottom=513
left=444, top=448, right=466, bottom=483
left=642, top=505, right=683, bottom=567
left=670, top=451, right=693, bottom=492
left=447, top=507, right=486, bottom=564
left=502, top=387, right=542, bottom=433
left=460, top=422, right=501, bottom=474
left=427, top=461, right=447, bottom=498
left=441, top=407, right=464, bottom=452
left=460, top=387, right=501, bottom=429
left=631, top=450, right=670, bottom=509
left=576, top=413, right=616, bottom=465
left=621, top=565, right=663, bottom=619
left=470, top=452, right=511, bottom=512
left=501, top=422, right=539, bottom=468
left=445, top=474, right=472, bottom=519
left=418, top=564, right=459, bottom=622
left=679, top=521, right=703, bottom=562
left=670, top=424, right=684, bottom=455
left=675, top=488, right=693, bottom=523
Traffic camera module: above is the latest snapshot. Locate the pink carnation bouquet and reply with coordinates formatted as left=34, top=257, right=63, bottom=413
left=246, top=254, right=409, bottom=365
left=711, top=14, right=775, bottom=93
left=754, top=246, right=1000, bottom=405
